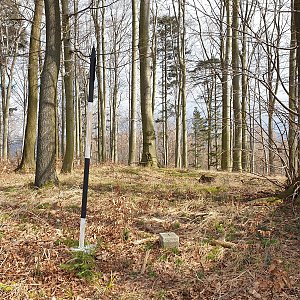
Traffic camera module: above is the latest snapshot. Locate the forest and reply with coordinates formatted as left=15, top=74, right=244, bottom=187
left=0, top=0, right=300, bottom=299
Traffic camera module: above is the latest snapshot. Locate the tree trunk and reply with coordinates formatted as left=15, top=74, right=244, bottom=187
left=179, top=0, right=187, bottom=168
left=74, top=0, right=81, bottom=162
left=241, top=17, right=248, bottom=171
left=60, top=71, right=65, bottom=158
left=128, top=0, right=138, bottom=166
left=175, top=81, right=181, bottom=168
left=151, top=6, right=157, bottom=115
left=139, top=0, right=158, bottom=167
left=294, top=0, right=300, bottom=177
left=289, top=0, right=297, bottom=179
left=35, top=0, right=61, bottom=187
left=232, top=0, right=242, bottom=172
left=92, top=0, right=104, bottom=163
left=163, top=24, right=168, bottom=167
left=221, top=0, right=231, bottom=171
left=61, top=0, right=74, bottom=173
left=101, top=0, right=107, bottom=162
left=17, top=0, right=43, bottom=171
left=111, top=49, right=119, bottom=163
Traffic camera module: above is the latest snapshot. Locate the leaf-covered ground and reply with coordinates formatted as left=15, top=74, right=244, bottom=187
left=0, top=164, right=299, bottom=299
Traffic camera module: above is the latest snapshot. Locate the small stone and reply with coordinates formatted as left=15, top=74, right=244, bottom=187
left=159, top=232, right=179, bottom=248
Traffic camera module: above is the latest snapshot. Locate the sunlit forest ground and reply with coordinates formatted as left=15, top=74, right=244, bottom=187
left=0, top=163, right=299, bottom=299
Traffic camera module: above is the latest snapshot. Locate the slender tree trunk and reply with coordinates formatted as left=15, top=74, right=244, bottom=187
left=111, top=49, right=119, bottom=163
left=35, top=0, right=61, bottom=187
left=163, top=25, right=168, bottom=167
left=294, top=0, right=300, bottom=177
left=289, top=0, right=297, bottom=179
left=92, top=0, right=104, bottom=163
left=232, top=0, right=242, bottom=172
left=101, top=0, right=107, bottom=162
left=241, top=19, right=248, bottom=171
left=0, top=63, right=7, bottom=160
left=61, top=0, right=74, bottom=173
left=250, top=80, right=256, bottom=173
left=214, top=74, right=218, bottom=169
left=206, top=79, right=213, bottom=170
left=179, top=0, right=187, bottom=168
left=74, top=0, right=81, bottom=162
left=151, top=5, right=157, bottom=115
left=221, top=0, right=231, bottom=171
left=61, top=71, right=65, bottom=157
left=128, top=0, right=138, bottom=165
left=139, top=0, right=158, bottom=167
left=175, top=82, right=181, bottom=168
left=18, top=0, right=43, bottom=171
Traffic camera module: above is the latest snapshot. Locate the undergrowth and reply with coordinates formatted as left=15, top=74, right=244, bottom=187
left=61, top=250, right=102, bottom=281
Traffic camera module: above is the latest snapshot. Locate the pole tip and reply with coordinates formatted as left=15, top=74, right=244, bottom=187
left=90, top=46, right=96, bottom=64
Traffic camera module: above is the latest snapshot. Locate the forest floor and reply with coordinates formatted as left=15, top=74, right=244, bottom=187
left=0, top=163, right=299, bottom=299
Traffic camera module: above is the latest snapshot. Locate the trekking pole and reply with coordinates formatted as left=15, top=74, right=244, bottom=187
left=72, top=46, right=96, bottom=253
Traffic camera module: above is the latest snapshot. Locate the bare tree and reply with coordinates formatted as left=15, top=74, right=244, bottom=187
left=128, top=0, right=138, bottom=165
left=232, top=0, right=242, bottom=172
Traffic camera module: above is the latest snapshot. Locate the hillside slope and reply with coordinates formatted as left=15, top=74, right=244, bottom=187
left=0, top=165, right=299, bottom=299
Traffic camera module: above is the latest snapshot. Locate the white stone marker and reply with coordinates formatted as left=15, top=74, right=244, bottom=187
left=159, top=232, right=179, bottom=248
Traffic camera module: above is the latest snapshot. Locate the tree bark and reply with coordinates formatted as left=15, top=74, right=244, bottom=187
left=294, top=0, right=300, bottom=177
left=92, top=0, right=103, bottom=163
left=101, top=0, right=107, bottom=162
left=61, top=0, right=74, bottom=173
left=139, top=0, right=158, bottom=167
left=241, top=11, right=248, bottom=171
left=221, top=0, right=231, bottom=171
left=128, top=0, right=138, bottom=166
left=232, top=0, right=242, bottom=172
left=288, top=0, right=297, bottom=180
left=17, top=0, right=43, bottom=171
left=35, top=0, right=61, bottom=187
left=179, top=0, right=187, bottom=168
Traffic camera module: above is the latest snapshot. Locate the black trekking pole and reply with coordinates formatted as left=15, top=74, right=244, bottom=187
left=72, top=46, right=96, bottom=252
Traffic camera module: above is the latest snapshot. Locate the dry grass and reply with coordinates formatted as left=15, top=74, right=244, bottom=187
left=0, top=164, right=299, bottom=299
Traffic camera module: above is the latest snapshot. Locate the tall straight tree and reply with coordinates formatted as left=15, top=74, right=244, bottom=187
left=18, top=0, right=43, bottom=171
left=128, top=0, right=138, bottom=166
left=178, top=0, right=187, bottom=168
left=101, top=0, right=107, bottom=162
left=61, top=0, right=74, bottom=173
left=289, top=0, right=297, bottom=179
left=294, top=0, right=300, bottom=176
left=240, top=0, right=254, bottom=171
left=139, top=0, right=158, bottom=166
left=231, top=0, right=242, bottom=172
left=221, top=0, right=231, bottom=171
left=73, top=0, right=82, bottom=161
left=35, top=0, right=61, bottom=187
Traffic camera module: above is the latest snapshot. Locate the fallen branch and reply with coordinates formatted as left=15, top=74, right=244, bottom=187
left=209, top=239, right=237, bottom=248
left=133, top=237, right=157, bottom=245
